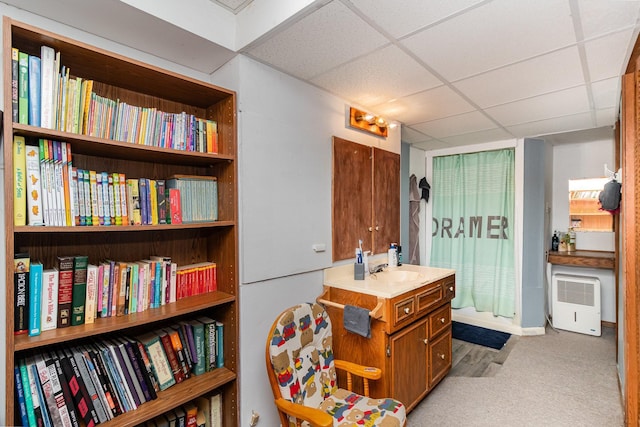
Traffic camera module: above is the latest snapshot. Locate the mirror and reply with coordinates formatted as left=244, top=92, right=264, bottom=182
left=568, top=177, right=613, bottom=232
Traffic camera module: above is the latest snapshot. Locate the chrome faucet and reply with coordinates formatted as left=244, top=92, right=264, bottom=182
left=370, top=263, right=387, bottom=275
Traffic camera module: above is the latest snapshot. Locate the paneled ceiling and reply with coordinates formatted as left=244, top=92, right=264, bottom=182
left=4, top=0, right=640, bottom=149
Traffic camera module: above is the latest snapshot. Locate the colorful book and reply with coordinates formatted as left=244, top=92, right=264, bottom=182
left=113, top=173, right=122, bottom=225
left=139, top=178, right=149, bottom=225
left=25, top=144, right=45, bottom=225
left=96, top=171, right=105, bottom=225
left=157, top=179, right=167, bottom=224
left=18, top=358, right=37, bottom=427
left=108, top=339, right=143, bottom=407
left=28, top=260, right=43, bottom=336
left=71, top=348, right=109, bottom=423
left=215, top=321, right=224, bottom=368
left=118, top=173, right=128, bottom=225
left=126, top=178, right=141, bottom=225
left=70, top=167, right=80, bottom=226
left=40, top=45, right=56, bottom=129
left=14, top=252, right=30, bottom=335
left=168, top=187, right=182, bottom=225
left=56, top=255, right=74, bottom=328
left=41, top=269, right=59, bottom=332
left=85, top=344, right=120, bottom=417
left=28, top=54, right=41, bottom=126
left=136, top=332, right=176, bottom=391
left=197, top=316, right=216, bottom=371
left=85, top=263, right=99, bottom=324
left=150, top=179, right=158, bottom=225
left=61, top=142, right=73, bottom=226
left=158, top=329, right=185, bottom=384
left=82, top=169, right=93, bottom=225
left=14, top=366, right=30, bottom=427
left=186, top=319, right=206, bottom=376
left=89, top=170, right=99, bottom=226
left=34, top=354, right=64, bottom=427
left=56, top=348, right=99, bottom=427
left=13, top=135, right=27, bottom=226
left=106, top=172, right=115, bottom=225
left=46, top=350, right=80, bottom=427
left=18, top=50, right=29, bottom=124
left=71, top=255, right=89, bottom=326
left=11, top=47, right=19, bottom=122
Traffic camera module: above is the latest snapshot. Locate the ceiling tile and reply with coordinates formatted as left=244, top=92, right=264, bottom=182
left=247, top=1, right=388, bottom=79
left=578, top=1, right=640, bottom=40
left=372, top=85, right=476, bottom=125
left=485, top=86, right=590, bottom=126
left=401, top=0, right=575, bottom=81
left=348, top=0, right=485, bottom=39
left=506, top=112, right=593, bottom=138
left=213, top=0, right=251, bottom=13
left=592, top=77, right=620, bottom=110
left=596, top=108, right=617, bottom=127
left=453, top=46, right=585, bottom=108
left=310, top=45, right=441, bottom=106
left=439, top=128, right=513, bottom=146
left=412, top=139, right=452, bottom=151
left=585, top=29, right=635, bottom=82
left=412, top=111, right=498, bottom=138
left=402, top=126, right=433, bottom=144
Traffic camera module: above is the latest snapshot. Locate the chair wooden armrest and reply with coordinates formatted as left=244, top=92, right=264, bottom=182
left=334, top=359, right=382, bottom=396
left=274, top=398, right=333, bottom=427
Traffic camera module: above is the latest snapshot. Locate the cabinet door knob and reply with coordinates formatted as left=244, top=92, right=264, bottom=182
left=423, top=339, right=428, bottom=345
left=440, top=353, right=446, bottom=360
left=440, top=317, right=445, bottom=323
left=369, top=226, right=373, bottom=232
left=404, top=307, right=410, bottom=314
left=375, top=226, right=379, bottom=231
left=449, top=286, right=454, bottom=292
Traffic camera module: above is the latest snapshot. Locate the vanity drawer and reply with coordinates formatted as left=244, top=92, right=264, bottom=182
left=428, top=303, right=451, bottom=337
left=393, top=296, right=415, bottom=326
left=416, top=281, right=443, bottom=316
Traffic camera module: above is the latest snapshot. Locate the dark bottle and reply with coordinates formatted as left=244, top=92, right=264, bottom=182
left=551, top=231, right=559, bottom=251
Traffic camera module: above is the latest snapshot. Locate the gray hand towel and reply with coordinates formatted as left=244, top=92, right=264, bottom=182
left=343, top=304, right=371, bottom=338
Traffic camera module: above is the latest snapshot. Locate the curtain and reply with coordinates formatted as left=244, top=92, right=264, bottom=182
left=430, top=149, right=515, bottom=318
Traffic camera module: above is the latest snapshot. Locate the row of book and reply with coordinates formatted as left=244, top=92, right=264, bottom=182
left=14, top=252, right=217, bottom=336
left=15, top=319, right=224, bottom=427
left=134, top=394, right=222, bottom=427
left=13, top=137, right=218, bottom=227
left=12, top=45, right=218, bottom=153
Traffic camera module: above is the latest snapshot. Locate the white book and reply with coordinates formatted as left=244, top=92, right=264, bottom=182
left=41, top=269, right=59, bottom=331
left=96, top=172, right=105, bottom=225
left=85, top=264, right=99, bottom=324
left=169, top=262, right=177, bottom=303
left=25, top=144, right=44, bottom=225
left=64, top=143, right=76, bottom=227
left=53, top=142, right=64, bottom=226
left=118, top=173, right=128, bottom=223
left=40, top=45, right=55, bottom=129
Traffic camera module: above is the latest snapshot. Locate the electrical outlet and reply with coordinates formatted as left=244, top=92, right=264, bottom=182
left=249, top=410, right=260, bottom=426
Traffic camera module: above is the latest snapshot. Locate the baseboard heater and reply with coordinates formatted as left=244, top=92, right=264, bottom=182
left=552, top=274, right=601, bottom=336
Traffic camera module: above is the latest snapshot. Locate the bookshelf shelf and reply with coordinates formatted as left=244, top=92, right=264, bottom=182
left=4, top=18, right=239, bottom=426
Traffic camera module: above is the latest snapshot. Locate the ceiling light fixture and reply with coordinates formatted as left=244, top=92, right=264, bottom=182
left=349, top=107, right=388, bottom=137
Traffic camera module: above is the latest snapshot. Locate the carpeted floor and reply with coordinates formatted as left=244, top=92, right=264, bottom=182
left=408, top=326, right=622, bottom=426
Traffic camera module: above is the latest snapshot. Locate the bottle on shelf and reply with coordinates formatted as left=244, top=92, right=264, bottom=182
left=551, top=231, right=559, bottom=252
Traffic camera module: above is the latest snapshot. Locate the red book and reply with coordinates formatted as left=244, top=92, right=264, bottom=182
left=56, top=255, right=75, bottom=328
left=158, top=330, right=185, bottom=384
left=168, top=188, right=182, bottom=224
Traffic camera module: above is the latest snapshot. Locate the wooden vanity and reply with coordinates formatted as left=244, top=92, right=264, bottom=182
left=320, top=265, right=456, bottom=412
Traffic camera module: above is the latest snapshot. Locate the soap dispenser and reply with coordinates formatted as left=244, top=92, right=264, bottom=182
left=388, top=243, right=398, bottom=268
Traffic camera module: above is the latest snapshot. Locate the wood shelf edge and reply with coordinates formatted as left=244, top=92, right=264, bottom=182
left=14, top=221, right=235, bottom=233
left=547, top=250, right=615, bottom=270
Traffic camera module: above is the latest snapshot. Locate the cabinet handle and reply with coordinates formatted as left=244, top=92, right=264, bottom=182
left=440, top=353, right=446, bottom=360
left=449, top=286, right=454, bottom=292
left=369, top=226, right=373, bottom=232
left=375, top=226, right=379, bottom=231
left=404, top=307, right=410, bottom=314
left=423, top=339, right=428, bottom=345
left=440, top=317, right=445, bottom=323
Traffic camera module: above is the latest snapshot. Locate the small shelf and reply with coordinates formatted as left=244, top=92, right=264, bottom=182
left=14, top=221, right=235, bottom=233
left=14, top=291, right=235, bottom=351
left=100, top=367, right=236, bottom=427
left=547, top=250, right=615, bottom=270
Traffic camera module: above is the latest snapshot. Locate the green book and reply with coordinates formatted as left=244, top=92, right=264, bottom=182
left=71, top=255, right=89, bottom=326
left=18, top=50, right=29, bottom=124
left=18, top=359, right=36, bottom=427
left=187, top=319, right=206, bottom=376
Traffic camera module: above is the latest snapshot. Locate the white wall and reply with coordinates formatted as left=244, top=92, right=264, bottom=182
left=550, top=138, right=616, bottom=323
left=409, top=145, right=428, bottom=266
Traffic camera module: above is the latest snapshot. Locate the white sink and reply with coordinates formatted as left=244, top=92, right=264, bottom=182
left=370, top=269, right=426, bottom=284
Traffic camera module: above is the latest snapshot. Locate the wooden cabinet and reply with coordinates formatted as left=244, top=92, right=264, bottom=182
left=3, top=19, right=238, bottom=426
left=322, top=273, right=455, bottom=412
left=332, top=136, right=400, bottom=261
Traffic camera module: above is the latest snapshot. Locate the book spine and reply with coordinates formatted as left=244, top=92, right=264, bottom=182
left=135, top=340, right=159, bottom=393
left=82, top=169, right=93, bottom=225
left=166, top=328, right=190, bottom=379
left=18, top=50, right=29, bottom=124
left=14, top=366, right=30, bottom=427
left=107, top=173, right=116, bottom=225
left=13, top=135, right=28, bottom=226
left=57, top=349, right=97, bottom=427
left=35, top=354, right=61, bottom=427
left=62, top=142, right=74, bottom=226
left=159, top=332, right=185, bottom=384
left=96, top=172, right=105, bottom=226
left=70, top=167, right=80, bottom=226
left=40, top=45, right=55, bottom=129
left=18, top=359, right=37, bottom=427
left=89, top=170, right=99, bottom=226
left=46, top=352, right=78, bottom=427
left=123, top=339, right=154, bottom=402
left=119, top=173, right=128, bottom=223
left=150, top=179, right=158, bottom=225
left=71, top=255, right=89, bottom=326
left=56, top=256, right=74, bottom=328
left=139, top=178, right=149, bottom=225
left=53, top=141, right=65, bottom=226
left=25, top=144, right=45, bottom=226
left=190, top=321, right=206, bottom=376
left=87, top=345, right=121, bottom=417
left=26, top=357, right=47, bottom=427
left=139, top=334, right=175, bottom=391
left=28, top=54, right=42, bottom=126
left=12, top=47, right=19, bottom=122
left=169, top=188, right=182, bottom=224
left=64, top=348, right=101, bottom=425
left=98, top=344, right=133, bottom=412
left=113, top=173, right=122, bottom=225
left=28, top=261, right=43, bottom=336
left=215, top=321, right=224, bottom=368
left=85, top=264, right=98, bottom=324
left=41, top=269, right=59, bottom=332
left=112, top=341, right=144, bottom=407
left=14, top=253, right=30, bottom=335
left=100, top=263, right=111, bottom=318
left=74, top=349, right=110, bottom=422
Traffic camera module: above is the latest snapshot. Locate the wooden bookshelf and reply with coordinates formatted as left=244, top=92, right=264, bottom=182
left=3, top=18, right=238, bottom=426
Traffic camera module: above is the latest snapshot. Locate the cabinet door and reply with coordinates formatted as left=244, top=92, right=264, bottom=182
left=429, top=328, right=452, bottom=389
left=373, top=147, right=400, bottom=255
left=389, top=318, right=428, bottom=410
left=332, top=137, right=373, bottom=261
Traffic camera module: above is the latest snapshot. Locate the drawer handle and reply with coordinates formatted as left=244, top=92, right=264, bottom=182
left=404, top=307, right=410, bottom=314
left=449, top=286, right=454, bottom=292
left=439, top=353, right=446, bottom=360
left=423, top=339, right=428, bottom=345
left=440, top=317, right=445, bottom=323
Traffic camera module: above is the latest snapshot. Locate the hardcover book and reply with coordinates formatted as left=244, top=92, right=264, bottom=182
left=56, top=255, right=74, bottom=328
left=137, top=331, right=176, bottom=391
left=14, top=252, right=30, bottom=335
left=18, top=50, right=29, bottom=124
left=25, top=144, right=45, bottom=226
left=11, top=47, right=19, bottom=122
left=13, top=135, right=27, bottom=226
left=41, top=269, right=59, bottom=332
left=71, top=348, right=109, bottom=423
left=28, top=54, right=41, bottom=126
left=18, top=359, right=36, bottom=427
left=85, top=263, right=98, bottom=324
left=40, top=45, right=56, bottom=129
left=71, top=255, right=89, bottom=326
left=14, top=366, right=30, bottom=427
left=28, top=260, right=43, bottom=336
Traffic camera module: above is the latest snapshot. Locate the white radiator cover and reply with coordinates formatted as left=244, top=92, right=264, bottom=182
left=552, top=274, right=601, bottom=336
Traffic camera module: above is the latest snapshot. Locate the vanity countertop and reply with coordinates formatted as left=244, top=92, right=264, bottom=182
left=323, top=263, right=456, bottom=298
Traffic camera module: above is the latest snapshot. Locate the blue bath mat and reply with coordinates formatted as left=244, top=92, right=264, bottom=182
left=452, top=321, right=511, bottom=350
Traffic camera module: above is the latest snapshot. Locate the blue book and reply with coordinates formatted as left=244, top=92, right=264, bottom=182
left=14, top=365, right=29, bottom=427
left=18, top=359, right=36, bottom=427
left=28, top=55, right=41, bottom=127
left=28, top=261, right=43, bottom=336
left=139, top=178, right=148, bottom=225
left=215, top=321, right=224, bottom=368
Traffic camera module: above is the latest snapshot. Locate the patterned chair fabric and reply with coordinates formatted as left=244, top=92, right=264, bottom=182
left=268, top=302, right=406, bottom=427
